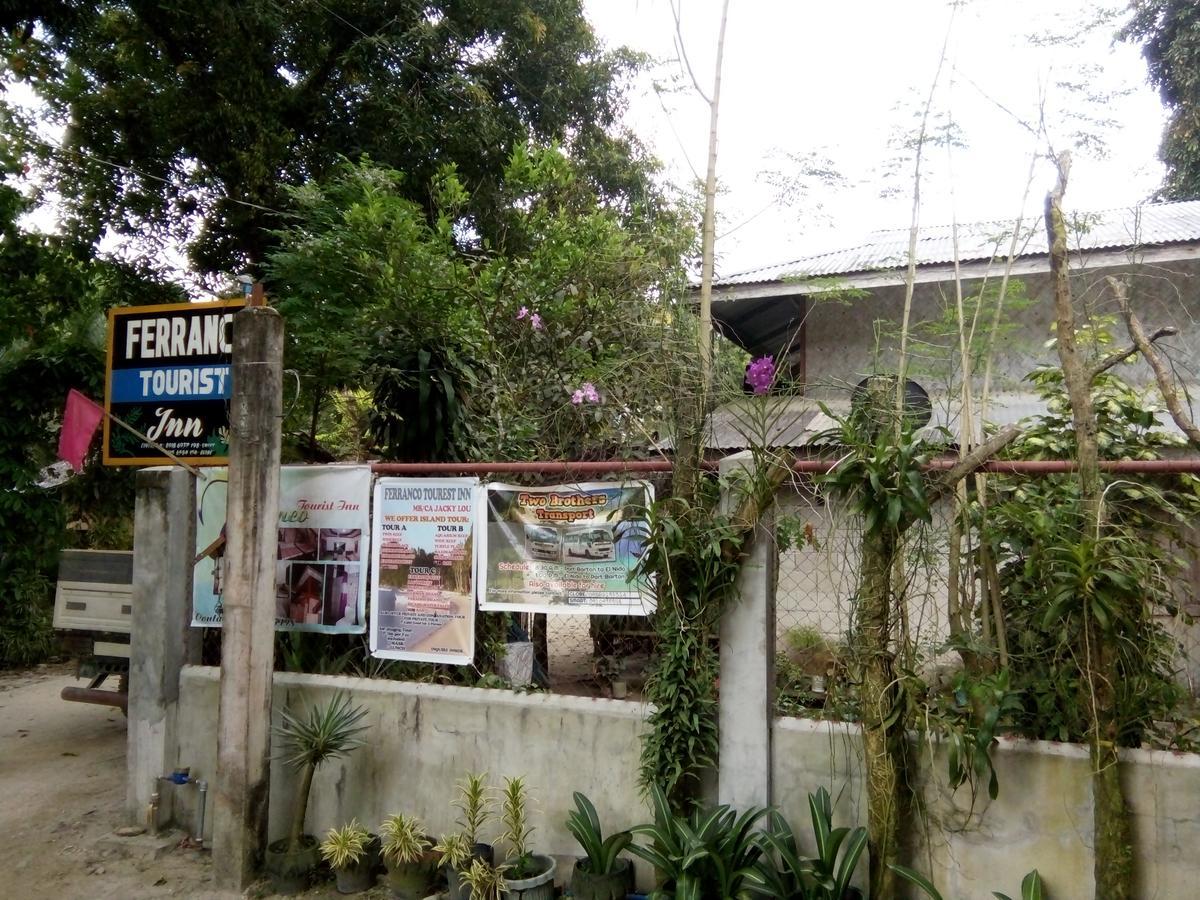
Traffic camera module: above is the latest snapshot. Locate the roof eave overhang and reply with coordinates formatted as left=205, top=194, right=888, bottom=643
left=706, top=242, right=1200, bottom=304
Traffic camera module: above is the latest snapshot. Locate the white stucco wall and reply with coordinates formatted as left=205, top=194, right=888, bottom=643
left=174, top=666, right=649, bottom=882
left=803, top=257, right=1200, bottom=406
left=172, top=666, right=1200, bottom=898
left=773, top=717, right=1200, bottom=899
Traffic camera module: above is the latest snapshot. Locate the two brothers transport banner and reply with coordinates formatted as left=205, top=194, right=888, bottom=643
left=370, top=478, right=479, bottom=664
left=192, top=465, right=371, bottom=633
left=478, top=481, right=656, bottom=616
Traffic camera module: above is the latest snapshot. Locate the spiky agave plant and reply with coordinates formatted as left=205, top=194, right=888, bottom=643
left=274, top=692, right=369, bottom=852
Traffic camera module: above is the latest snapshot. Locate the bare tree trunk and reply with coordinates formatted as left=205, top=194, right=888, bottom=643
left=860, top=529, right=904, bottom=900
left=1046, top=155, right=1134, bottom=900
left=696, top=0, right=730, bottom=392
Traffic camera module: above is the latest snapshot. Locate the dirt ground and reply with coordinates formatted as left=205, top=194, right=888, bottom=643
left=0, top=665, right=457, bottom=899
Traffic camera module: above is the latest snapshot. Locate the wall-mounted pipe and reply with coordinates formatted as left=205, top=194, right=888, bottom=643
left=61, top=685, right=128, bottom=712
left=195, top=780, right=208, bottom=845
left=370, top=456, right=1200, bottom=477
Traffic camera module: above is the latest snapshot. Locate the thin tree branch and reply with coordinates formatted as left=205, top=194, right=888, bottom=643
left=926, top=424, right=1023, bottom=505
left=1109, top=275, right=1200, bottom=446
left=670, top=0, right=712, bottom=105
left=1088, top=326, right=1178, bottom=381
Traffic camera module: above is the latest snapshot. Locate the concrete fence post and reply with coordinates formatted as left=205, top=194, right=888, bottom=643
left=718, top=452, right=776, bottom=810
left=212, top=306, right=284, bottom=891
left=126, top=466, right=199, bottom=823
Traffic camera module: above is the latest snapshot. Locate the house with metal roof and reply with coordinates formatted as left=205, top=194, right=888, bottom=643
left=707, top=199, right=1200, bottom=447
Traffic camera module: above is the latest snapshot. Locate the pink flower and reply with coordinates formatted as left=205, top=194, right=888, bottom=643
left=571, top=383, right=601, bottom=405
left=530, top=313, right=544, bottom=331
left=745, top=356, right=775, bottom=395
left=516, top=306, right=529, bottom=320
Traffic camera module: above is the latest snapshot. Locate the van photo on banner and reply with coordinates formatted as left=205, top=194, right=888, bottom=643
left=370, top=477, right=479, bottom=664
left=478, top=481, right=656, bottom=616
left=192, top=465, right=372, bottom=632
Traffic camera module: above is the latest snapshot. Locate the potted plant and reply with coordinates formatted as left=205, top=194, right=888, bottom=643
left=437, top=770, right=497, bottom=900
left=267, top=692, right=368, bottom=894
left=320, top=819, right=375, bottom=894
left=628, top=782, right=767, bottom=899
left=380, top=812, right=436, bottom=899
left=497, top=776, right=555, bottom=899
left=745, top=788, right=865, bottom=899
left=435, top=831, right=475, bottom=900
left=565, top=792, right=633, bottom=900
left=461, top=857, right=509, bottom=900
left=456, top=771, right=496, bottom=862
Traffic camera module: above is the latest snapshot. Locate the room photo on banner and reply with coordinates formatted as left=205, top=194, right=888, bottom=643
left=370, top=477, right=479, bottom=664
left=479, top=481, right=656, bottom=615
left=192, top=465, right=372, bottom=632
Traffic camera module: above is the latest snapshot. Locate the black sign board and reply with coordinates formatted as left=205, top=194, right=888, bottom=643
left=104, top=299, right=246, bottom=466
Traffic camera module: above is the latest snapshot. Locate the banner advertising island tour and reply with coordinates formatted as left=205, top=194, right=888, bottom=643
left=370, top=478, right=479, bottom=664
left=479, top=481, right=655, bottom=616
left=192, top=465, right=371, bottom=633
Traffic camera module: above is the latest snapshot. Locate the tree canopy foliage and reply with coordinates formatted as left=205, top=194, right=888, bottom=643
left=268, top=145, right=698, bottom=462
left=1121, top=0, right=1200, bottom=198
left=0, top=144, right=182, bottom=666
left=3, top=0, right=660, bottom=275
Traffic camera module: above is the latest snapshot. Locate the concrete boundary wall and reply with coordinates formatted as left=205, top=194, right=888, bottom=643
left=171, top=667, right=1200, bottom=896
left=174, top=667, right=650, bottom=881
left=773, top=716, right=1200, bottom=899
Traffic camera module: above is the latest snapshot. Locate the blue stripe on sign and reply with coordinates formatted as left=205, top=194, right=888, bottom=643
left=111, top=365, right=232, bottom=402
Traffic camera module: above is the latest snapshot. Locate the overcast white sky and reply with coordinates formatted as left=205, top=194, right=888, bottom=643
left=584, top=0, right=1168, bottom=275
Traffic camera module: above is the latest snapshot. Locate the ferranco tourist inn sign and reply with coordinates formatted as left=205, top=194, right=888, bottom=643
left=104, top=299, right=245, bottom=466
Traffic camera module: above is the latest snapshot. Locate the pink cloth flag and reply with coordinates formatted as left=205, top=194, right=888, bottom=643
left=58, top=389, right=106, bottom=472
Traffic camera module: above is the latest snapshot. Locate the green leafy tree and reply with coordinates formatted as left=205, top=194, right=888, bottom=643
left=3, top=0, right=661, bottom=275
left=982, top=364, right=1198, bottom=749
left=268, top=147, right=694, bottom=462
left=1121, top=1, right=1200, bottom=198
left=0, top=146, right=182, bottom=666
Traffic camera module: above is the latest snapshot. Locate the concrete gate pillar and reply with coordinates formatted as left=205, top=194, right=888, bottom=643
left=126, top=466, right=199, bottom=822
left=717, top=452, right=777, bottom=809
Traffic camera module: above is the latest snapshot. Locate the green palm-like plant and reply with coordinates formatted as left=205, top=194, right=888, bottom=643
left=628, top=781, right=767, bottom=899
left=891, top=863, right=1045, bottom=900
left=274, top=692, right=369, bottom=853
left=320, top=819, right=370, bottom=870
left=380, top=813, right=431, bottom=866
left=746, top=788, right=867, bottom=899
left=566, top=791, right=632, bottom=875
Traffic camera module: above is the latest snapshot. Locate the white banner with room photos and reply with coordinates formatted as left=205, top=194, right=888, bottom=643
left=192, top=465, right=371, bottom=632
left=369, top=477, right=480, bottom=664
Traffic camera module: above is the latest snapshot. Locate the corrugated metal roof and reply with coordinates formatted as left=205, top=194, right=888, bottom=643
left=716, top=199, right=1200, bottom=287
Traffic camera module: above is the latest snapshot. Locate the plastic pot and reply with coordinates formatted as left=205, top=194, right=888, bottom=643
left=570, top=857, right=633, bottom=900
left=501, top=854, right=555, bottom=900
left=385, top=852, right=438, bottom=900
left=265, top=835, right=320, bottom=895
left=334, top=858, right=376, bottom=894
